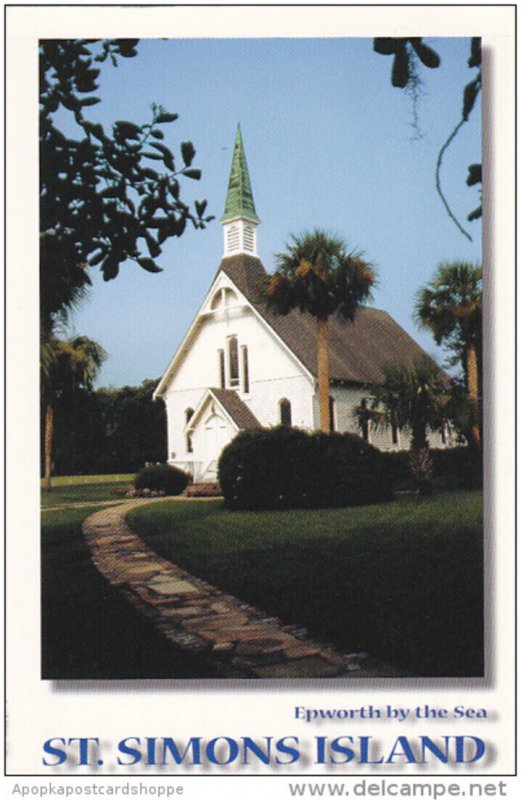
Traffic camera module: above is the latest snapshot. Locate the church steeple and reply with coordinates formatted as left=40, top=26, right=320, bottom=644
left=221, top=124, right=260, bottom=257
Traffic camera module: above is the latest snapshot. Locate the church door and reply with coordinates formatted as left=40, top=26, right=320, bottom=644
left=204, top=411, right=231, bottom=467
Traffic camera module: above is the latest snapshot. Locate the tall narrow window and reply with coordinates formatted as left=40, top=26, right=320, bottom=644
left=279, top=398, right=292, bottom=426
left=329, top=396, right=336, bottom=432
left=242, top=345, right=249, bottom=393
left=185, top=408, right=194, bottom=454
left=218, top=349, right=225, bottom=389
left=392, top=425, right=398, bottom=445
left=228, top=336, right=239, bottom=387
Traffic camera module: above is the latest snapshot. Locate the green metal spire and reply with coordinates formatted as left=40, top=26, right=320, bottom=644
left=221, top=124, right=260, bottom=223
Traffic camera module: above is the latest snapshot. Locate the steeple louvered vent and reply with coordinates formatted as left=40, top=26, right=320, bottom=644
left=221, top=124, right=260, bottom=257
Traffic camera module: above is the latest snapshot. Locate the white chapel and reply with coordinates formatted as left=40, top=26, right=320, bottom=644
left=154, top=126, right=447, bottom=482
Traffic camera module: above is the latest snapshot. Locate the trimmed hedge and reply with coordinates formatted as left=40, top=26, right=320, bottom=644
left=134, top=463, right=189, bottom=496
left=218, top=427, right=394, bottom=510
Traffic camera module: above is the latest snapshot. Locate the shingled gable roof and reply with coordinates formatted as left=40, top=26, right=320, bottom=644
left=209, top=389, right=262, bottom=429
left=218, top=254, right=433, bottom=386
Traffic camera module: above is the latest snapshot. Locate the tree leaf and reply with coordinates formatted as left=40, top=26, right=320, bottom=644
left=181, top=141, right=196, bottom=167
left=155, top=111, right=178, bottom=123
left=195, top=199, right=207, bottom=217
left=81, top=96, right=102, bottom=106
left=391, top=46, right=409, bottom=88
left=373, top=38, right=397, bottom=55
left=410, top=40, right=441, bottom=69
left=463, top=79, right=479, bottom=121
left=89, top=249, right=106, bottom=266
left=137, top=256, right=162, bottom=273
left=100, top=185, right=121, bottom=198
left=151, top=129, right=164, bottom=140
left=183, top=168, right=201, bottom=180
left=83, top=120, right=105, bottom=140
left=145, top=232, right=161, bottom=258
left=102, top=256, right=120, bottom=280
left=468, top=38, right=481, bottom=69
left=466, top=163, right=482, bottom=187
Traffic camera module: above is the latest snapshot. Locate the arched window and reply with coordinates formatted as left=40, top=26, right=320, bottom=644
left=329, top=396, right=336, bottom=432
left=228, top=335, right=239, bottom=386
left=279, top=398, right=292, bottom=426
left=185, top=408, right=194, bottom=454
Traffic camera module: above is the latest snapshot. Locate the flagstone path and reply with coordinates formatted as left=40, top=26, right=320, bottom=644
left=82, top=500, right=403, bottom=679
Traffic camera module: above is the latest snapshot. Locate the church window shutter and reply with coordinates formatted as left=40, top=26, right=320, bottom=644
left=228, top=336, right=239, bottom=386
left=242, top=345, right=249, bottom=393
left=243, top=224, right=255, bottom=252
left=279, top=398, right=292, bottom=426
left=227, top=225, right=239, bottom=253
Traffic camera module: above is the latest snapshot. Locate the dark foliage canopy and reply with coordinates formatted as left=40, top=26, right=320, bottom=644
left=40, top=39, right=214, bottom=334
left=43, top=378, right=167, bottom=475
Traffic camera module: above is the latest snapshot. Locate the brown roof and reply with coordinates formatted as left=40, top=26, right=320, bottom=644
left=218, top=254, right=433, bottom=386
left=210, top=388, right=262, bottom=429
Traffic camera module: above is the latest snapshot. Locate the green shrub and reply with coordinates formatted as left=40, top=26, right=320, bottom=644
left=311, top=432, right=394, bottom=507
left=431, top=446, right=483, bottom=489
left=134, top=464, right=189, bottom=496
left=218, top=427, right=393, bottom=510
left=384, top=446, right=482, bottom=491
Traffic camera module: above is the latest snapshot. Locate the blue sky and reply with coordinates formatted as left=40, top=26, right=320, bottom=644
left=65, top=37, right=482, bottom=387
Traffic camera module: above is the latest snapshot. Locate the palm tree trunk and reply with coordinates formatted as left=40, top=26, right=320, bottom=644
left=317, top=318, right=330, bottom=432
left=44, top=403, right=54, bottom=492
left=466, top=342, right=481, bottom=450
left=410, top=386, right=433, bottom=496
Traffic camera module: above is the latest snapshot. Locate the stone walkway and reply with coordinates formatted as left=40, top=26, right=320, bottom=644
left=82, top=500, right=403, bottom=679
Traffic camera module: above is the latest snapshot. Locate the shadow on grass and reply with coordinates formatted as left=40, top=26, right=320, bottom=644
left=41, top=508, right=218, bottom=679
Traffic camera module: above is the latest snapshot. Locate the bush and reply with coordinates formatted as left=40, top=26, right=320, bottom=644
left=134, top=464, right=189, bottom=496
left=384, top=446, right=482, bottom=491
left=218, top=427, right=393, bottom=510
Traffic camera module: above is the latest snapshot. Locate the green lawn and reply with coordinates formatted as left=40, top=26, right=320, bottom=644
left=41, top=507, right=218, bottom=678
left=42, top=474, right=135, bottom=485
left=41, top=475, right=135, bottom=507
left=129, top=490, right=484, bottom=677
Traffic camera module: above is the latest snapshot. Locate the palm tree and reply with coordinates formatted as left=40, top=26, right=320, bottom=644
left=415, top=262, right=482, bottom=450
left=358, top=357, right=448, bottom=495
left=41, top=336, right=106, bottom=491
left=266, top=229, right=375, bottom=432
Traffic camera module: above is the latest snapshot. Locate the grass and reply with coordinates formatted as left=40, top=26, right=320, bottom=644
left=42, top=473, right=135, bottom=486
left=129, top=490, right=484, bottom=678
left=41, top=475, right=135, bottom=507
left=41, top=507, right=218, bottom=679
